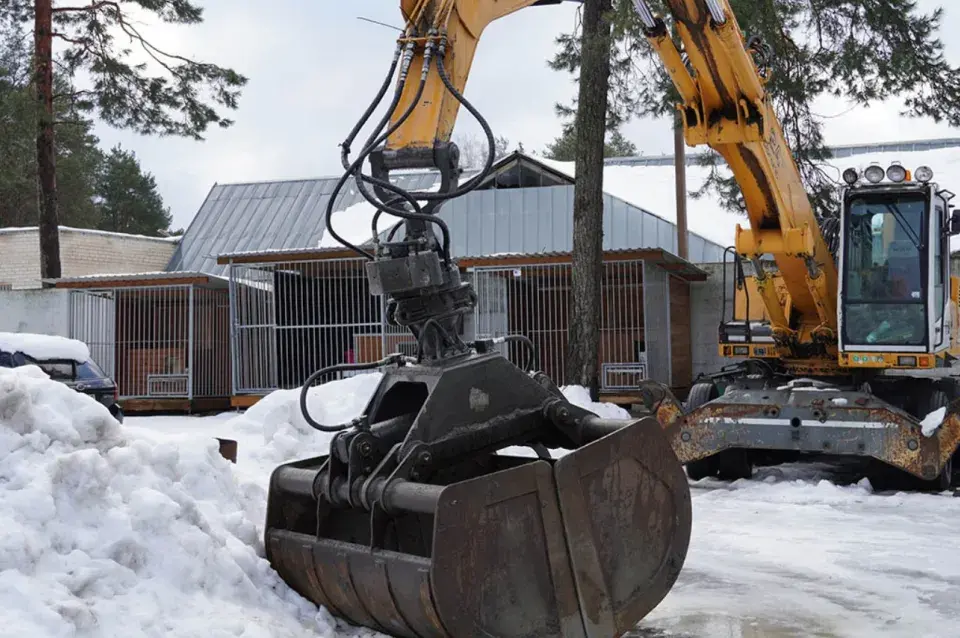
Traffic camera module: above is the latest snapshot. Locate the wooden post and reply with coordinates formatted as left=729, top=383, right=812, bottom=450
left=35, top=0, right=61, bottom=280
left=674, top=120, right=688, bottom=260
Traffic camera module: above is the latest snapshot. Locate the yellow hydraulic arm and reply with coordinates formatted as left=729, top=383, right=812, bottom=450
left=385, top=0, right=836, bottom=354
left=387, top=0, right=561, bottom=152
left=635, top=0, right=838, bottom=350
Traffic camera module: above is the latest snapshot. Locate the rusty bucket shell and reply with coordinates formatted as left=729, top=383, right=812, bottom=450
left=265, top=417, right=691, bottom=637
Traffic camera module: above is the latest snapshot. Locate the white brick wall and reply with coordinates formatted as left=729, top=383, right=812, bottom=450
left=0, top=227, right=179, bottom=289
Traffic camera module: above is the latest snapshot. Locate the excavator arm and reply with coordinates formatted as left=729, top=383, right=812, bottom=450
left=385, top=0, right=565, bottom=153
left=636, top=0, right=838, bottom=355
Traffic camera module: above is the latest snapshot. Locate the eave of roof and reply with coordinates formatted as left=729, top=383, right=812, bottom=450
left=43, top=271, right=228, bottom=289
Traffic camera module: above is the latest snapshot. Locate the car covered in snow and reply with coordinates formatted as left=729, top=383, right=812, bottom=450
left=0, top=332, right=124, bottom=423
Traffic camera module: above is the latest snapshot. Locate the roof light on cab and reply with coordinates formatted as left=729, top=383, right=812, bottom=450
left=886, top=163, right=908, bottom=183
left=915, top=166, right=934, bottom=183
left=864, top=164, right=885, bottom=184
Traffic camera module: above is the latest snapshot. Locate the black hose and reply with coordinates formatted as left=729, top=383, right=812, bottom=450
left=502, top=334, right=538, bottom=372
left=299, top=355, right=404, bottom=432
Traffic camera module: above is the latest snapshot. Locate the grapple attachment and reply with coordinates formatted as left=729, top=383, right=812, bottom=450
left=265, top=353, right=691, bottom=637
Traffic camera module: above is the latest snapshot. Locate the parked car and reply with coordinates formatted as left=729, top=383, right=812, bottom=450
left=0, top=333, right=124, bottom=423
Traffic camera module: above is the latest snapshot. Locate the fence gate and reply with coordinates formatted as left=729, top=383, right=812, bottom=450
left=469, top=260, right=647, bottom=391
left=229, top=258, right=415, bottom=395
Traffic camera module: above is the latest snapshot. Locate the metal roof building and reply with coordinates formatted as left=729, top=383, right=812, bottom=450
left=165, top=152, right=727, bottom=277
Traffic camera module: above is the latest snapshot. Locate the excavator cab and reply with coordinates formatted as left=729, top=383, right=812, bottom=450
left=837, top=163, right=960, bottom=367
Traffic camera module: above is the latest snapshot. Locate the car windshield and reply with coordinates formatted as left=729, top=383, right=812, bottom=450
left=843, top=192, right=927, bottom=346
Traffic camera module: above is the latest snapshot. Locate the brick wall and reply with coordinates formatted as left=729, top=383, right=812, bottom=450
left=0, top=227, right=179, bottom=289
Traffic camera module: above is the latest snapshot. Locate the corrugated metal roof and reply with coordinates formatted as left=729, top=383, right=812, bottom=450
left=166, top=172, right=438, bottom=277
left=169, top=153, right=728, bottom=277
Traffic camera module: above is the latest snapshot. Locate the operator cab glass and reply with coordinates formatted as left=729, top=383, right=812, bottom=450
left=842, top=191, right=928, bottom=347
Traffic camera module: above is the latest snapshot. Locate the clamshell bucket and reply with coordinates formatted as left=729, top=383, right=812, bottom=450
left=265, top=406, right=691, bottom=637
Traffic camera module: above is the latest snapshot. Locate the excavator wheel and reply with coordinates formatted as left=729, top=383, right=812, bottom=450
left=683, top=383, right=720, bottom=481
left=682, top=382, right=752, bottom=482
left=869, top=384, right=954, bottom=492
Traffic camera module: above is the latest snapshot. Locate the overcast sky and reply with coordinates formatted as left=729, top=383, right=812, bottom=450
left=87, top=1, right=960, bottom=231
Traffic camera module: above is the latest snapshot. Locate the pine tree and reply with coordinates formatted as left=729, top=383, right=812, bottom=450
left=549, top=0, right=960, bottom=220
left=543, top=122, right=637, bottom=161
left=564, top=0, right=614, bottom=396
left=0, top=29, right=101, bottom=230
left=95, top=145, right=172, bottom=236
left=9, top=0, right=247, bottom=278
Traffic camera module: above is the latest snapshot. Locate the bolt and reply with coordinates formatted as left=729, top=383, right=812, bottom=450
left=418, top=451, right=433, bottom=465
left=907, top=439, right=919, bottom=451
left=358, top=440, right=373, bottom=456
left=681, top=431, right=691, bottom=442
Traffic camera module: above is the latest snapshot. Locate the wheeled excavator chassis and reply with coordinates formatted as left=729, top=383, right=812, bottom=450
left=265, top=352, right=692, bottom=637
left=643, top=372, right=960, bottom=491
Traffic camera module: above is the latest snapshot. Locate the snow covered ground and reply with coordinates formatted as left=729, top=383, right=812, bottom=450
left=4, top=365, right=960, bottom=638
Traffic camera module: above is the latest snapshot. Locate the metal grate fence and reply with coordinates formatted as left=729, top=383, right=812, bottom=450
left=228, top=258, right=414, bottom=395
left=469, top=260, right=647, bottom=389
left=69, top=285, right=230, bottom=399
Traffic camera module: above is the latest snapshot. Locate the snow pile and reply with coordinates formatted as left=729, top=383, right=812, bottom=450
left=0, top=331, right=90, bottom=362
left=224, top=372, right=385, bottom=468
left=0, top=365, right=381, bottom=638
left=920, top=406, right=947, bottom=437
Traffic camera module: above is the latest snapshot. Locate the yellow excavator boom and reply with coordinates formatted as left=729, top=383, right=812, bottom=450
left=638, top=0, right=838, bottom=350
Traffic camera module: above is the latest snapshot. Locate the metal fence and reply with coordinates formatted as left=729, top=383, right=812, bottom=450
left=469, top=260, right=647, bottom=390
left=228, top=258, right=413, bottom=395
left=69, top=285, right=230, bottom=400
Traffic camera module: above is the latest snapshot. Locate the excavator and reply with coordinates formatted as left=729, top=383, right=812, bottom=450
left=263, top=0, right=960, bottom=636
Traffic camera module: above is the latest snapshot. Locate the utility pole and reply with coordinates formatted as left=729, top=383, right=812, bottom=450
left=35, top=0, right=61, bottom=280
left=674, top=118, right=688, bottom=260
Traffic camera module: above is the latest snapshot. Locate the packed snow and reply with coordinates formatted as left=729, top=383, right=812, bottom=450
left=921, top=406, right=948, bottom=437
left=0, top=331, right=91, bottom=362
left=6, top=365, right=960, bottom=638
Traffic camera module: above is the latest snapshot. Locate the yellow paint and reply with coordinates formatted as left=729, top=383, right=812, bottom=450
left=650, top=1, right=839, bottom=356
left=389, top=0, right=544, bottom=151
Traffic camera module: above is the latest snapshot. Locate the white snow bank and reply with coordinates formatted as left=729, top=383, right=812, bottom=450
left=224, top=372, right=385, bottom=469
left=920, top=406, right=947, bottom=437
left=0, top=365, right=382, bottom=638
left=0, top=332, right=91, bottom=362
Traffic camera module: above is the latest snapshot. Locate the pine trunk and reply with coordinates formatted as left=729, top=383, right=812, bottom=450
left=35, top=0, right=60, bottom=281
left=565, top=0, right=612, bottom=399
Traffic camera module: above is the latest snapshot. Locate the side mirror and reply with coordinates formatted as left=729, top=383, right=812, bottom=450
left=951, top=209, right=960, bottom=236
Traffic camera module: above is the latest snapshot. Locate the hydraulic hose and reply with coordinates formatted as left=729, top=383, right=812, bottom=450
left=327, top=30, right=500, bottom=265
left=299, top=354, right=406, bottom=433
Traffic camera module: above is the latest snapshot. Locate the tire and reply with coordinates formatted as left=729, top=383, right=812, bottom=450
left=916, top=386, right=952, bottom=491
left=877, top=385, right=956, bottom=492
left=683, top=382, right=724, bottom=480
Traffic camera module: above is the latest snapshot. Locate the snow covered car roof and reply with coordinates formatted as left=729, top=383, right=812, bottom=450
left=0, top=332, right=91, bottom=362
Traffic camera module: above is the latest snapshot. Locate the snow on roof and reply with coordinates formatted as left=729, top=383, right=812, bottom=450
left=538, top=144, right=960, bottom=250
left=0, top=332, right=90, bottom=362
left=537, top=157, right=744, bottom=247
left=317, top=181, right=442, bottom=249
left=0, top=225, right=181, bottom=243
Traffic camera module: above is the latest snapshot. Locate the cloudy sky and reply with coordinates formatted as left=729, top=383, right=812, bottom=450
left=87, top=1, right=960, bottom=231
